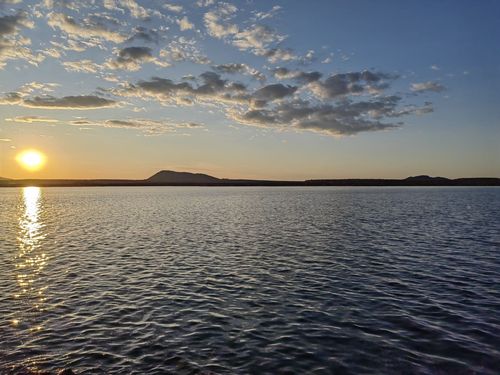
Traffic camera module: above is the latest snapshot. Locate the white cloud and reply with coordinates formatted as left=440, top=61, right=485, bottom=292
left=177, top=16, right=194, bottom=31
left=63, top=59, right=101, bottom=73
left=69, top=118, right=204, bottom=135
left=6, top=115, right=59, bottom=123
left=204, top=3, right=238, bottom=38
left=47, top=12, right=127, bottom=43
left=410, top=81, right=446, bottom=93
left=163, top=3, right=183, bottom=13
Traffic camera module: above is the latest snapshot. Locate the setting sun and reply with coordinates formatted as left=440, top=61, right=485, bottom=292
left=16, top=150, right=46, bottom=172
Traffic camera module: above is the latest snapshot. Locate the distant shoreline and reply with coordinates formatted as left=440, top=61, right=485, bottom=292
left=1, top=177, right=499, bottom=187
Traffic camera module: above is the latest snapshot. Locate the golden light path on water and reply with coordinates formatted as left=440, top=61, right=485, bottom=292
left=14, top=187, right=47, bottom=332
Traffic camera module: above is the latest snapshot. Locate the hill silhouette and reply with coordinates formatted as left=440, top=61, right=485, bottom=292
left=147, top=170, right=220, bottom=184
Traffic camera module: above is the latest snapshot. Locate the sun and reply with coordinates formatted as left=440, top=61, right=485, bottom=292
left=16, top=149, right=46, bottom=172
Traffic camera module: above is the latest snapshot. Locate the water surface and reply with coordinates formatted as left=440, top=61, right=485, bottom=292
left=0, top=187, right=499, bottom=374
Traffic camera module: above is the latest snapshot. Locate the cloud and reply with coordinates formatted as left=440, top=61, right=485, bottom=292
left=47, top=12, right=126, bottom=43
left=127, top=27, right=160, bottom=44
left=69, top=118, right=203, bottom=135
left=254, top=5, right=282, bottom=21
left=204, top=3, right=239, bottom=38
left=164, top=3, right=183, bottom=13
left=159, top=37, right=209, bottom=65
left=230, top=98, right=405, bottom=136
left=118, top=71, right=251, bottom=107
left=23, top=95, right=118, bottom=109
left=213, top=63, right=266, bottom=81
left=112, top=0, right=152, bottom=19
left=253, top=84, right=297, bottom=101
left=0, top=138, right=12, bottom=142
left=272, top=67, right=322, bottom=83
left=177, top=16, right=194, bottom=31
left=0, top=12, right=32, bottom=37
left=262, top=48, right=297, bottom=63
left=63, top=59, right=101, bottom=73
left=232, top=24, right=285, bottom=54
left=0, top=92, right=118, bottom=109
left=6, top=115, right=59, bottom=123
left=310, top=71, right=394, bottom=99
left=410, top=81, right=446, bottom=93
left=196, top=0, right=215, bottom=7
left=115, top=68, right=431, bottom=137
left=0, top=92, right=22, bottom=105
left=0, top=12, right=43, bottom=68
left=0, top=0, right=439, bottom=142
left=105, top=46, right=163, bottom=71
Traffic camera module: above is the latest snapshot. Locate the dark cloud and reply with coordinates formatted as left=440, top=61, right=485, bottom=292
left=122, top=72, right=250, bottom=105
left=253, top=83, right=297, bottom=101
left=0, top=12, right=27, bottom=36
left=117, top=70, right=432, bottom=137
left=310, top=71, right=395, bottom=99
left=234, top=98, right=401, bottom=135
left=23, top=95, right=117, bottom=109
left=105, top=46, right=168, bottom=71
left=127, top=27, right=160, bottom=44
left=118, top=46, right=153, bottom=60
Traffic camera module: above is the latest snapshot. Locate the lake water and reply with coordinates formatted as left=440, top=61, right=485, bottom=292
left=0, top=187, right=499, bottom=374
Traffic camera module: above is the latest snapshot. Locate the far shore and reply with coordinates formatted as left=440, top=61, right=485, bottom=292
left=1, top=177, right=499, bottom=188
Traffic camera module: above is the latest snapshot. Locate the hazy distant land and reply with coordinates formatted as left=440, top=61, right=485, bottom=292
left=0, top=170, right=499, bottom=187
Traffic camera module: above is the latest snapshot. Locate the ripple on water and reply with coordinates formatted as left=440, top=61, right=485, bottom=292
left=0, top=187, right=499, bottom=374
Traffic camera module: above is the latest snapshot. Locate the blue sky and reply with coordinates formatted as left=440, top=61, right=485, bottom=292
left=0, top=0, right=498, bottom=179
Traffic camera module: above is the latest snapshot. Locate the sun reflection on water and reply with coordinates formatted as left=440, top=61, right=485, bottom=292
left=14, top=187, right=48, bottom=330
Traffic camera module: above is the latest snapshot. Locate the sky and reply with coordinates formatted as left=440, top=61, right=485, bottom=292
left=0, top=0, right=499, bottom=180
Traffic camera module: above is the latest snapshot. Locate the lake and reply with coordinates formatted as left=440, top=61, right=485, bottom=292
left=0, top=187, right=499, bottom=374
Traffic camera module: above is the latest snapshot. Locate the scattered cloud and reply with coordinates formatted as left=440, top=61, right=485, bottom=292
left=0, top=92, right=118, bottom=109
left=6, top=115, right=59, bottom=123
left=310, top=71, right=394, bottom=100
left=213, top=63, right=266, bottom=81
left=23, top=95, right=118, bottom=109
left=47, top=12, right=126, bottom=43
left=69, top=118, right=203, bottom=135
left=0, top=1, right=440, bottom=139
left=105, top=46, right=169, bottom=71
left=262, top=48, right=297, bottom=63
left=410, top=81, right=446, bottom=93
left=163, top=3, right=183, bottom=13
left=115, top=69, right=429, bottom=136
left=63, top=59, right=101, bottom=73
left=177, top=16, right=194, bottom=31
left=204, top=3, right=239, bottom=38
left=233, top=24, right=285, bottom=55
left=127, top=27, right=160, bottom=44
left=254, top=5, right=282, bottom=21
left=159, top=37, right=209, bottom=65
left=253, top=84, right=297, bottom=101
left=0, top=11, right=43, bottom=68
left=272, top=67, right=322, bottom=83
